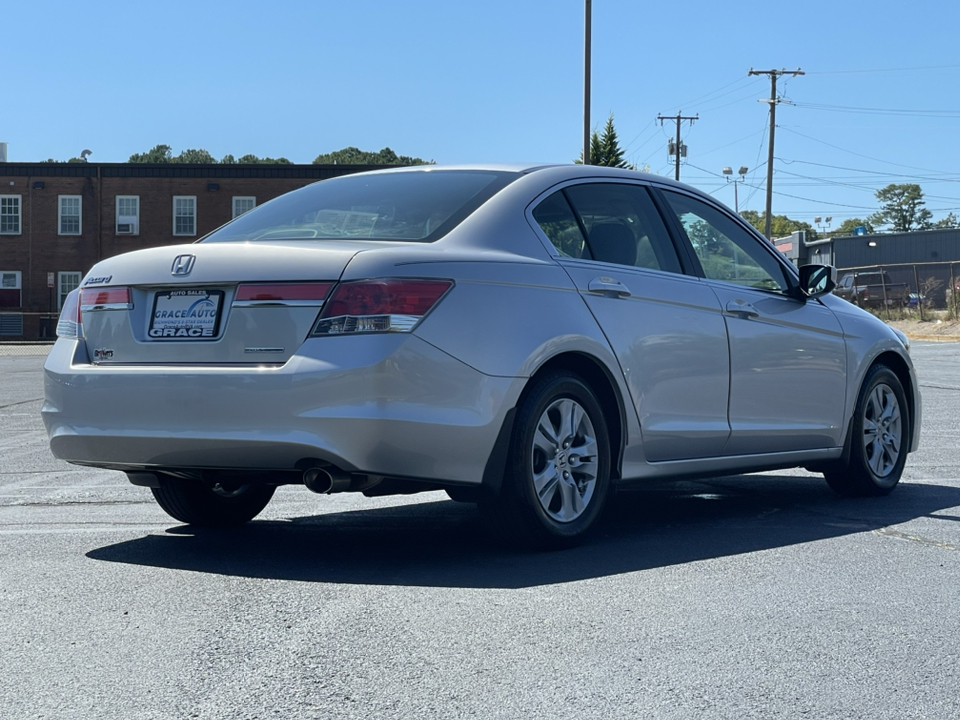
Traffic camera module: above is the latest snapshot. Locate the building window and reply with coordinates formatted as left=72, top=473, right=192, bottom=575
left=0, top=271, right=21, bottom=308
left=58, top=272, right=82, bottom=310
left=0, top=195, right=21, bottom=235
left=173, top=196, right=197, bottom=236
left=116, top=196, right=140, bottom=235
left=59, top=196, right=82, bottom=235
left=232, top=196, right=256, bottom=218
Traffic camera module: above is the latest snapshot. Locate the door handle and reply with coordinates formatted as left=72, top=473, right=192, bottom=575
left=588, top=277, right=631, bottom=298
left=725, top=299, right=759, bottom=318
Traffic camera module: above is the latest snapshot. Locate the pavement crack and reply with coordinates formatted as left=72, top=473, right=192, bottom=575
left=874, top=527, right=960, bottom=551
left=919, top=382, right=960, bottom=392
left=0, top=397, right=43, bottom=410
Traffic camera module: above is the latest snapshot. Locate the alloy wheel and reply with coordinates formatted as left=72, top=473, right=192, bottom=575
left=862, top=382, right=902, bottom=478
left=531, top=397, right=600, bottom=523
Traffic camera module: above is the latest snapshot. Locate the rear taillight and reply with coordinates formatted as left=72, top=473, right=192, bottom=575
left=80, top=287, right=133, bottom=312
left=311, top=279, right=453, bottom=335
left=234, top=283, right=333, bottom=306
left=57, top=286, right=133, bottom=339
left=56, top=288, right=82, bottom=339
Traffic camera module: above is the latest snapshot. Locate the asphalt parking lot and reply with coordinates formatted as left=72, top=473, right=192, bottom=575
left=1, top=343, right=958, bottom=719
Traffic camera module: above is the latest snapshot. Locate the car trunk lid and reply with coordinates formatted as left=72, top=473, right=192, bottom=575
left=76, top=242, right=366, bottom=365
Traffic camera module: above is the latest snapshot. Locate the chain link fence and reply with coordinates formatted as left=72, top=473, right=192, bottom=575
left=0, top=343, right=52, bottom=356
left=836, top=261, right=960, bottom=321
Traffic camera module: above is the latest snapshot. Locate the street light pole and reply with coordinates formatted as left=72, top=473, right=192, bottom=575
left=583, top=0, right=592, bottom=165
left=723, top=166, right=748, bottom=213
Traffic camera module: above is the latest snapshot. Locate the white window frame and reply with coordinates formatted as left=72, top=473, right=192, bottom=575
left=232, top=196, right=256, bottom=219
left=58, top=195, right=82, bottom=235
left=58, top=271, right=82, bottom=310
left=0, top=270, right=22, bottom=308
left=116, top=195, right=140, bottom=235
left=0, top=195, right=22, bottom=235
left=173, top=196, right=197, bottom=236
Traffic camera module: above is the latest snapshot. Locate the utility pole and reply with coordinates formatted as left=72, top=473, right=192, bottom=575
left=748, top=67, right=804, bottom=239
left=658, top=112, right=698, bottom=181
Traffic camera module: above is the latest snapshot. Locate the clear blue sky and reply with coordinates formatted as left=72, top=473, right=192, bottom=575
left=5, top=0, right=960, bottom=227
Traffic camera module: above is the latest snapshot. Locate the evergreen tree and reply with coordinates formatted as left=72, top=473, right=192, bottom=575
left=576, top=114, right=636, bottom=169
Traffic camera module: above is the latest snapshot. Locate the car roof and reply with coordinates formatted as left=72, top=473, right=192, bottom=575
left=351, top=162, right=707, bottom=197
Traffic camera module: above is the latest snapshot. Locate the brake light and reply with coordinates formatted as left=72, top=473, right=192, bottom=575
left=80, top=287, right=133, bottom=311
left=311, top=279, right=453, bottom=335
left=56, top=288, right=82, bottom=338
left=235, top=283, right=333, bottom=305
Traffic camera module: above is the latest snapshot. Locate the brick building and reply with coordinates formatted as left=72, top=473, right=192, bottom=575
left=0, top=162, right=376, bottom=339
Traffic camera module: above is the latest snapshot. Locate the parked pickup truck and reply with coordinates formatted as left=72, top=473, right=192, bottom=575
left=835, top=271, right=910, bottom=308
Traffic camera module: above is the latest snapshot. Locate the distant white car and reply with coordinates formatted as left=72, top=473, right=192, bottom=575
left=43, top=164, right=921, bottom=548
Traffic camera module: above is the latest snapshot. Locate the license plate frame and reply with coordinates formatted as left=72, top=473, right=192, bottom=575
left=148, top=289, right=224, bottom=341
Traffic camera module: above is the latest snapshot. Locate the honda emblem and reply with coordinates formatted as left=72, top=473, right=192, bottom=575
left=171, top=254, right=196, bottom=276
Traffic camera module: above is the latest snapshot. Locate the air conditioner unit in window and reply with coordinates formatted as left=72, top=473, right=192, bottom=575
left=117, top=216, right=139, bottom=235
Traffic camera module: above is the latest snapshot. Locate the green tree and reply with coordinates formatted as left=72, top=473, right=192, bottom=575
left=868, top=183, right=933, bottom=232
left=232, top=153, right=292, bottom=164
left=935, top=212, right=959, bottom=229
left=129, top=144, right=175, bottom=163
left=176, top=148, right=217, bottom=164
left=576, top=114, right=635, bottom=169
left=835, top=218, right=875, bottom=236
left=739, top=210, right=818, bottom=241
left=312, top=147, right=431, bottom=165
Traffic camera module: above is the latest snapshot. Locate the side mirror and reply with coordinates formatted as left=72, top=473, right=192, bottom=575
left=798, top=264, right=836, bottom=298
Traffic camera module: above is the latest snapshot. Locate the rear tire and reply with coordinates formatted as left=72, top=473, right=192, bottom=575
left=481, top=371, right=611, bottom=550
left=151, top=478, right=276, bottom=526
left=824, top=364, right=908, bottom=497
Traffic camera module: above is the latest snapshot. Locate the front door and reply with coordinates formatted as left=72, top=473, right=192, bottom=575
left=658, top=189, right=848, bottom=455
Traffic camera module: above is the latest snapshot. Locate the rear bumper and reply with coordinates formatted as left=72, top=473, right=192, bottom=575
left=42, top=334, right=524, bottom=485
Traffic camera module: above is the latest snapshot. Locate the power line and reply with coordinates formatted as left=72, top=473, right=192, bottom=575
left=662, top=76, right=761, bottom=114
left=777, top=157, right=960, bottom=181
left=742, top=115, right=770, bottom=208
left=778, top=126, right=960, bottom=174
left=805, top=63, right=960, bottom=75
left=790, top=102, right=960, bottom=118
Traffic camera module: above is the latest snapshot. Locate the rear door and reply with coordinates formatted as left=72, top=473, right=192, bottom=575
left=531, top=182, right=731, bottom=463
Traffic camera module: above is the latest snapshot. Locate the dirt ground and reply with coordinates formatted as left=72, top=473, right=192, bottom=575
left=887, top=317, right=960, bottom=342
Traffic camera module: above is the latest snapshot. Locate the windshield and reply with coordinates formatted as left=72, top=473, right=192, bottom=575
left=203, top=170, right=518, bottom=243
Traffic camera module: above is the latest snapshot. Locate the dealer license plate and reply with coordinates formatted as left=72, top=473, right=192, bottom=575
left=149, top=289, right=224, bottom=340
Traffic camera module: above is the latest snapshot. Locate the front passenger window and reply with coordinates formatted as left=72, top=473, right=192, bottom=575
left=661, top=191, right=789, bottom=292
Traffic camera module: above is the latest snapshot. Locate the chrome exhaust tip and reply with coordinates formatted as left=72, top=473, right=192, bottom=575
left=303, top=466, right=352, bottom=494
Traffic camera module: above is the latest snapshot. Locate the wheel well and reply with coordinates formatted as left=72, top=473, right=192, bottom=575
left=870, top=350, right=916, bottom=446
left=528, top=352, right=626, bottom=480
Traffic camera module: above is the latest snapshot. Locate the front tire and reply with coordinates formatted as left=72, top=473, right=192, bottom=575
left=482, top=371, right=611, bottom=550
left=151, top=478, right=276, bottom=526
left=824, top=364, right=908, bottom=497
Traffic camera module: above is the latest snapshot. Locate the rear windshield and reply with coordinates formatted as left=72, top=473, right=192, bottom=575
left=202, top=170, right=518, bottom=243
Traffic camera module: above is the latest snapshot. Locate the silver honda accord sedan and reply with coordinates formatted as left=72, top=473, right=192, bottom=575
left=43, top=164, right=921, bottom=548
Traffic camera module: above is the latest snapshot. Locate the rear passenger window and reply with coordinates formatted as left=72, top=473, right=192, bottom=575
left=560, top=183, right=681, bottom=274
left=532, top=192, right=591, bottom=259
